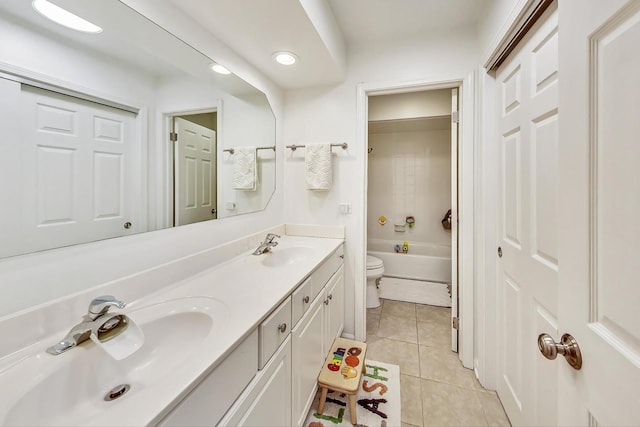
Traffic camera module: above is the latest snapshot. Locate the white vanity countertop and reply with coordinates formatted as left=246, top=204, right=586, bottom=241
left=0, top=234, right=343, bottom=426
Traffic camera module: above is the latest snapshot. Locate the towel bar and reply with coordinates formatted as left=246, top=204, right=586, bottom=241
left=223, top=146, right=276, bottom=155
left=286, top=143, right=348, bottom=151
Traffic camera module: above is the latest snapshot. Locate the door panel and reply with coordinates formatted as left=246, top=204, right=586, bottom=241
left=0, top=82, right=138, bottom=258
left=174, top=117, right=217, bottom=226
left=558, top=1, right=640, bottom=425
left=496, top=4, right=559, bottom=425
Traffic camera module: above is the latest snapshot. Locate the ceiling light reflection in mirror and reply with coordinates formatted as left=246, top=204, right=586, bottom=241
left=0, top=0, right=276, bottom=259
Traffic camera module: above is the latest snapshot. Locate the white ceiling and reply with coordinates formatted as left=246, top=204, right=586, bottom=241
left=328, top=0, right=489, bottom=45
left=169, top=0, right=489, bottom=90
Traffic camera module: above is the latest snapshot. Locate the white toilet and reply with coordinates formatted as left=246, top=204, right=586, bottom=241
left=366, top=255, right=384, bottom=308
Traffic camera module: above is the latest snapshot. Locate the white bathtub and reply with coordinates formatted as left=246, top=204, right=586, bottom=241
left=367, top=238, right=452, bottom=283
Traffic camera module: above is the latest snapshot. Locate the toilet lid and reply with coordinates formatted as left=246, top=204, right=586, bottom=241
left=366, top=255, right=383, bottom=269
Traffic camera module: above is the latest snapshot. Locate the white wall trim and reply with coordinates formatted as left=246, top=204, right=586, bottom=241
left=357, top=76, right=475, bottom=369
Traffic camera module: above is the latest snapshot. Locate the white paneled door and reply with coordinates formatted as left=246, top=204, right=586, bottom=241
left=0, top=81, right=139, bottom=258
left=496, top=4, right=559, bottom=426
left=497, top=1, right=640, bottom=425
left=174, top=117, right=217, bottom=226
left=558, top=0, right=640, bottom=425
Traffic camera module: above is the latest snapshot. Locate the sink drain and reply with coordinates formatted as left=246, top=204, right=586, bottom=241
left=104, top=384, right=130, bottom=401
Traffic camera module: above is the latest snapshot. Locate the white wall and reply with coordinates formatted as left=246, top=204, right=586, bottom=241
left=283, top=28, right=479, bottom=336
left=477, top=0, right=525, bottom=62
left=367, top=128, right=451, bottom=246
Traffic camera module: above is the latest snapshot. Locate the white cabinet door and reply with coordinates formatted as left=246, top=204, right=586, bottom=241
left=291, top=292, right=325, bottom=427
left=219, top=337, right=291, bottom=427
left=324, top=266, right=345, bottom=348
left=557, top=1, right=640, bottom=425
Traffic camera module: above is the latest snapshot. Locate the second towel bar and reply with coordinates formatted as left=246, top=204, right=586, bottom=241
left=286, top=143, right=348, bottom=151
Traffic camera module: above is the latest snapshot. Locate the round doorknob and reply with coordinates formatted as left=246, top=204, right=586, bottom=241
left=538, top=333, right=582, bottom=370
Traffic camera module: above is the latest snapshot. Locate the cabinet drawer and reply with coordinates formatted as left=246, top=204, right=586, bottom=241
left=292, top=277, right=313, bottom=327
left=259, top=296, right=291, bottom=369
left=311, top=246, right=344, bottom=298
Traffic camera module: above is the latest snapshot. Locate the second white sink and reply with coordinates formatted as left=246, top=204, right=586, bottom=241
left=260, top=246, right=315, bottom=267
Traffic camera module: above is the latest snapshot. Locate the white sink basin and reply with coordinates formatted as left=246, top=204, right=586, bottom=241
left=0, top=297, right=228, bottom=426
left=261, top=246, right=316, bottom=267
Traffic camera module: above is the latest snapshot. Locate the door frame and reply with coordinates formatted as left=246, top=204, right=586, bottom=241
left=356, top=73, right=476, bottom=369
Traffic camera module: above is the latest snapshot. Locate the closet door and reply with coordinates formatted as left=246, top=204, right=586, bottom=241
left=495, top=4, right=559, bottom=425
left=1, top=80, right=139, bottom=258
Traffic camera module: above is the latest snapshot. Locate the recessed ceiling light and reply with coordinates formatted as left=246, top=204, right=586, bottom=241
left=273, top=51, right=298, bottom=65
left=211, top=63, right=231, bottom=75
left=32, top=0, right=102, bottom=33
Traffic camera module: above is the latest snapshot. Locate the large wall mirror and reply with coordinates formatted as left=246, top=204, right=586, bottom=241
left=0, top=0, right=276, bottom=259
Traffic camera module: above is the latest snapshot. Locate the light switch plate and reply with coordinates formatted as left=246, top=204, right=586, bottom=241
left=339, top=203, right=352, bottom=214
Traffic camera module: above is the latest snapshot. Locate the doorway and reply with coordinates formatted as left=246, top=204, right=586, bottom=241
left=356, top=76, right=476, bottom=369
left=165, top=109, right=220, bottom=228
left=366, top=88, right=458, bottom=348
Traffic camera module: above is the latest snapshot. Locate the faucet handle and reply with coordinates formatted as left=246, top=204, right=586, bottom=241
left=88, top=295, right=126, bottom=320
left=265, top=233, right=281, bottom=243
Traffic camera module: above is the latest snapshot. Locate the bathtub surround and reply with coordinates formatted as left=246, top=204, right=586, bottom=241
left=368, top=122, right=452, bottom=246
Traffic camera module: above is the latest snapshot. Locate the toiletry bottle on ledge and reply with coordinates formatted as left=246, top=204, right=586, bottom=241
left=402, top=241, right=409, bottom=253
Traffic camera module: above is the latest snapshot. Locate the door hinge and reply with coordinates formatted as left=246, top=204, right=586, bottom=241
left=169, top=131, right=178, bottom=142
left=452, top=317, right=459, bottom=330
left=451, top=111, right=459, bottom=123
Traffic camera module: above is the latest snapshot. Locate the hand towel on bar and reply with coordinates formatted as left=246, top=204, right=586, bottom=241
left=232, top=146, right=257, bottom=191
left=305, top=143, right=332, bottom=190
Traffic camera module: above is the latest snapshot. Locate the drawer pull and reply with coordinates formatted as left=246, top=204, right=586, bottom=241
left=303, top=296, right=310, bottom=304
left=339, top=254, right=344, bottom=259
left=278, top=323, right=287, bottom=333
left=328, top=294, right=333, bottom=300
left=324, top=298, right=330, bottom=306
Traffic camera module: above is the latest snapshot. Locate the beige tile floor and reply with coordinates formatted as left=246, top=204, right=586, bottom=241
left=366, top=299, right=511, bottom=427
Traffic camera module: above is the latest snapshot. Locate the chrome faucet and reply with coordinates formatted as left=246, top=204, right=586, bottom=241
left=46, top=295, right=126, bottom=355
left=252, top=233, right=280, bottom=255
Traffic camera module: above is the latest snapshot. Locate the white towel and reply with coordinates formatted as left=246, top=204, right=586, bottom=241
left=232, top=146, right=257, bottom=191
left=305, top=143, right=332, bottom=190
